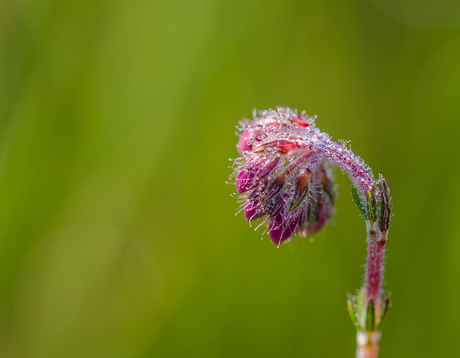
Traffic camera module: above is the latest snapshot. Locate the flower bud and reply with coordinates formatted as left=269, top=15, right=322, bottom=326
left=269, top=213, right=300, bottom=245
left=244, top=196, right=263, bottom=221
left=236, top=118, right=278, bottom=154
left=235, top=155, right=279, bottom=193
left=237, top=130, right=256, bottom=153
left=263, top=172, right=288, bottom=201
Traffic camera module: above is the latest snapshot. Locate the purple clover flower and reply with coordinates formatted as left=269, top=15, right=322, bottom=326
left=230, top=107, right=375, bottom=246
left=228, top=107, right=393, bottom=357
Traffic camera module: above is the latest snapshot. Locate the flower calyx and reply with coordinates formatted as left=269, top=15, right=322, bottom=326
left=347, top=289, right=391, bottom=336
left=352, top=174, right=392, bottom=239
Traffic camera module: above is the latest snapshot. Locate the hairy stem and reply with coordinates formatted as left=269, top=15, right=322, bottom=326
left=324, top=142, right=374, bottom=195
left=354, top=223, right=387, bottom=358
left=365, top=222, right=386, bottom=304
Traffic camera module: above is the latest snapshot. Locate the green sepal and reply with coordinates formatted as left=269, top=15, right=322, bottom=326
left=376, top=175, right=392, bottom=232
left=365, top=298, right=375, bottom=332
left=351, top=186, right=367, bottom=219
left=356, top=288, right=366, bottom=324
left=366, top=190, right=377, bottom=222
left=377, top=296, right=391, bottom=330
left=378, top=192, right=390, bottom=232
left=347, top=293, right=360, bottom=329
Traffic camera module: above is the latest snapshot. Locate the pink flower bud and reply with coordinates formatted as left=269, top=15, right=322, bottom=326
left=263, top=172, right=288, bottom=201
left=244, top=197, right=263, bottom=221
left=269, top=213, right=300, bottom=245
left=235, top=155, right=280, bottom=193
left=237, top=129, right=258, bottom=153
left=236, top=118, right=278, bottom=154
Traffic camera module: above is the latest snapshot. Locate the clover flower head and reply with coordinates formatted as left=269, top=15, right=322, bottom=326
left=228, top=106, right=394, bottom=357
left=230, top=107, right=378, bottom=246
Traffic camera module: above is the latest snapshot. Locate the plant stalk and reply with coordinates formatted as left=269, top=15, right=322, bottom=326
left=355, top=222, right=387, bottom=358
left=356, top=331, right=380, bottom=358
left=365, top=223, right=386, bottom=304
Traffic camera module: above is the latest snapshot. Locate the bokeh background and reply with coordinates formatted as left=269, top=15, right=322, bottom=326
left=0, top=0, right=459, bottom=357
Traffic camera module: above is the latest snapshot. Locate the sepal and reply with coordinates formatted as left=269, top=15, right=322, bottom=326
left=347, top=290, right=391, bottom=335
left=351, top=174, right=392, bottom=234
left=365, top=299, right=375, bottom=332
left=351, top=186, right=367, bottom=219
left=377, top=296, right=391, bottom=331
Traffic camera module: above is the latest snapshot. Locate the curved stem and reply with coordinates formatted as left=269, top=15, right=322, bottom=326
left=324, top=142, right=374, bottom=195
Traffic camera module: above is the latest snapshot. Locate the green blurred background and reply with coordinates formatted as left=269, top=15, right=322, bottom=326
left=0, top=1, right=459, bottom=357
